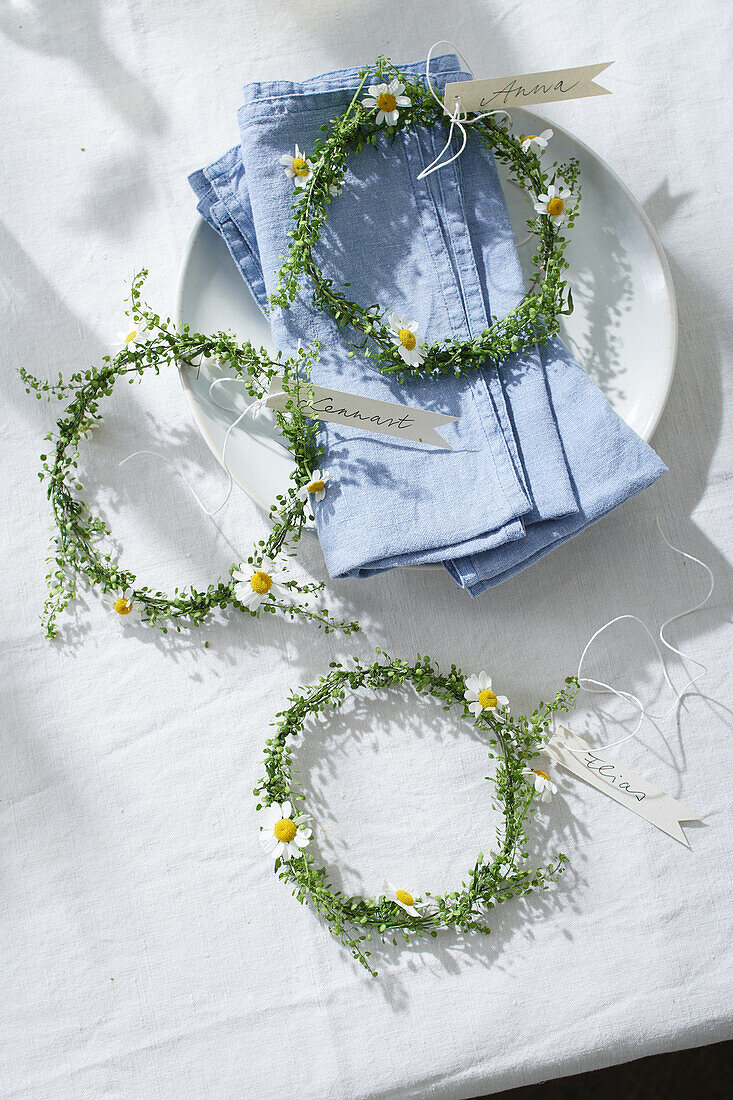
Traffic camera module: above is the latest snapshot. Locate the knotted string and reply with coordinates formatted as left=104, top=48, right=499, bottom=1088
left=120, top=377, right=283, bottom=518
left=416, top=39, right=512, bottom=181
left=559, top=519, right=713, bottom=755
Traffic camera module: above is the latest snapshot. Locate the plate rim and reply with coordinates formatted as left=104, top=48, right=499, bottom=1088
left=175, top=106, right=677, bottom=497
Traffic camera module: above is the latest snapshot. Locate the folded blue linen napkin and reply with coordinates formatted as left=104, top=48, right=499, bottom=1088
left=189, top=56, right=666, bottom=594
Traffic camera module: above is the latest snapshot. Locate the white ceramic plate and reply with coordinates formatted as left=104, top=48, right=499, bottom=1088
left=176, top=108, right=677, bottom=513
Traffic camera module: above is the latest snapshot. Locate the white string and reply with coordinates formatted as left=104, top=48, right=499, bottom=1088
left=559, top=518, right=713, bottom=754
left=416, top=40, right=512, bottom=181
left=120, top=385, right=284, bottom=518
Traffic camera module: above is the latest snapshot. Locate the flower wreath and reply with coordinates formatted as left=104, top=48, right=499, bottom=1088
left=22, top=271, right=358, bottom=638
left=271, top=56, right=582, bottom=379
left=256, top=652, right=578, bottom=975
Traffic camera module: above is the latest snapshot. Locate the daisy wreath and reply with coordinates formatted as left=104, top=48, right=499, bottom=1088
left=272, top=56, right=582, bottom=380
left=21, top=271, right=359, bottom=638
left=256, top=652, right=578, bottom=975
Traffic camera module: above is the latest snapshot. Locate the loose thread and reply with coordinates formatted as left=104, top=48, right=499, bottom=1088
left=417, top=40, right=512, bottom=181
left=119, top=383, right=283, bottom=519
left=559, top=518, right=713, bottom=754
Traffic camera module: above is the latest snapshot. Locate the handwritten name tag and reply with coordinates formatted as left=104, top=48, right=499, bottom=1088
left=444, top=62, right=613, bottom=115
left=546, top=728, right=702, bottom=847
left=266, top=376, right=458, bottom=449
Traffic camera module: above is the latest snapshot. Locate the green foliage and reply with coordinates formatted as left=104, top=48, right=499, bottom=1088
left=255, top=653, right=578, bottom=975
left=270, top=57, right=582, bottom=380
left=21, top=271, right=359, bottom=638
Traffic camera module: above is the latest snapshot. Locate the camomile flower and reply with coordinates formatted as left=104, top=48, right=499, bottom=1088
left=464, top=672, right=510, bottom=721
left=382, top=882, right=425, bottom=918
left=363, top=79, right=411, bottom=126
left=232, top=557, right=292, bottom=611
left=114, top=326, right=142, bottom=353
left=521, top=128, right=553, bottom=153
left=298, top=468, right=331, bottom=503
left=280, top=143, right=314, bottom=188
left=523, top=767, right=557, bottom=803
left=113, top=587, right=134, bottom=617
left=388, top=313, right=426, bottom=367
left=533, top=183, right=572, bottom=225
left=260, top=800, right=312, bottom=861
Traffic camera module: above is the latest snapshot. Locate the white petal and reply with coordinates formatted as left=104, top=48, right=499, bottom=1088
left=376, top=111, right=386, bottom=125
left=386, top=110, right=399, bottom=125
left=239, top=589, right=262, bottom=610
left=395, top=96, right=411, bottom=107
left=315, top=489, right=325, bottom=501
left=281, top=800, right=292, bottom=819
left=293, top=833, right=310, bottom=849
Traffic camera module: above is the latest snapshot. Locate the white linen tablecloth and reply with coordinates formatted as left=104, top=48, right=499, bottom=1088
left=1, top=2, right=731, bottom=1096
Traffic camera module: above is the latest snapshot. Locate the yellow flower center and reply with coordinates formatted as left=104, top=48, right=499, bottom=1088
left=307, top=479, right=325, bottom=494
left=547, top=197, right=564, bottom=216
left=478, top=688, right=498, bottom=709
left=114, top=597, right=132, bottom=615
left=395, top=889, right=414, bottom=906
left=526, top=134, right=537, bottom=141
left=377, top=92, right=397, bottom=112
left=274, top=818, right=297, bottom=842
left=250, top=571, right=272, bottom=594
left=534, top=769, right=549, bottom=781
left=292, top=156, right=309, bottom=177
left=398, top=328, right=416, bottom=350
left=124, top=330, right=137, bottom=344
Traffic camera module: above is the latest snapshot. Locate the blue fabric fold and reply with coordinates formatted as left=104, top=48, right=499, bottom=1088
left=189, top=55, right=666, bottom=594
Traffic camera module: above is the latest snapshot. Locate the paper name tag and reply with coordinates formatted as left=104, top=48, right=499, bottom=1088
left=444, top=62, right=613, bottom=115
left=546, top=727, right=702, bottom=847
left=266, top=376, right=458, bottom=449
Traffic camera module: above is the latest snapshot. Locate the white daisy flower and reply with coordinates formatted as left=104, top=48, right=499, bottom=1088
left=362, top=79, right=411, bottom=126
left=260, top=800, right=312, bottom=861
left=297, top=468, right=331, bottom=503
left=232, top=557, right=293, bottom=611
left=533, top=183, right=572, bottom=225
left=381, top=882, right=425, bottom=918
left=114, top=327, right=142, bottom=353
left=388, top=313, right=426, bottom=367
left=523, top=767, right=557, bottom=803
left=521, top=128, right=553, bottom=153
left=113, top=587, right=134, bottom=617
left=279, top=143, right=314, bottom=188
left=464, top=672, right=510, bottom=721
